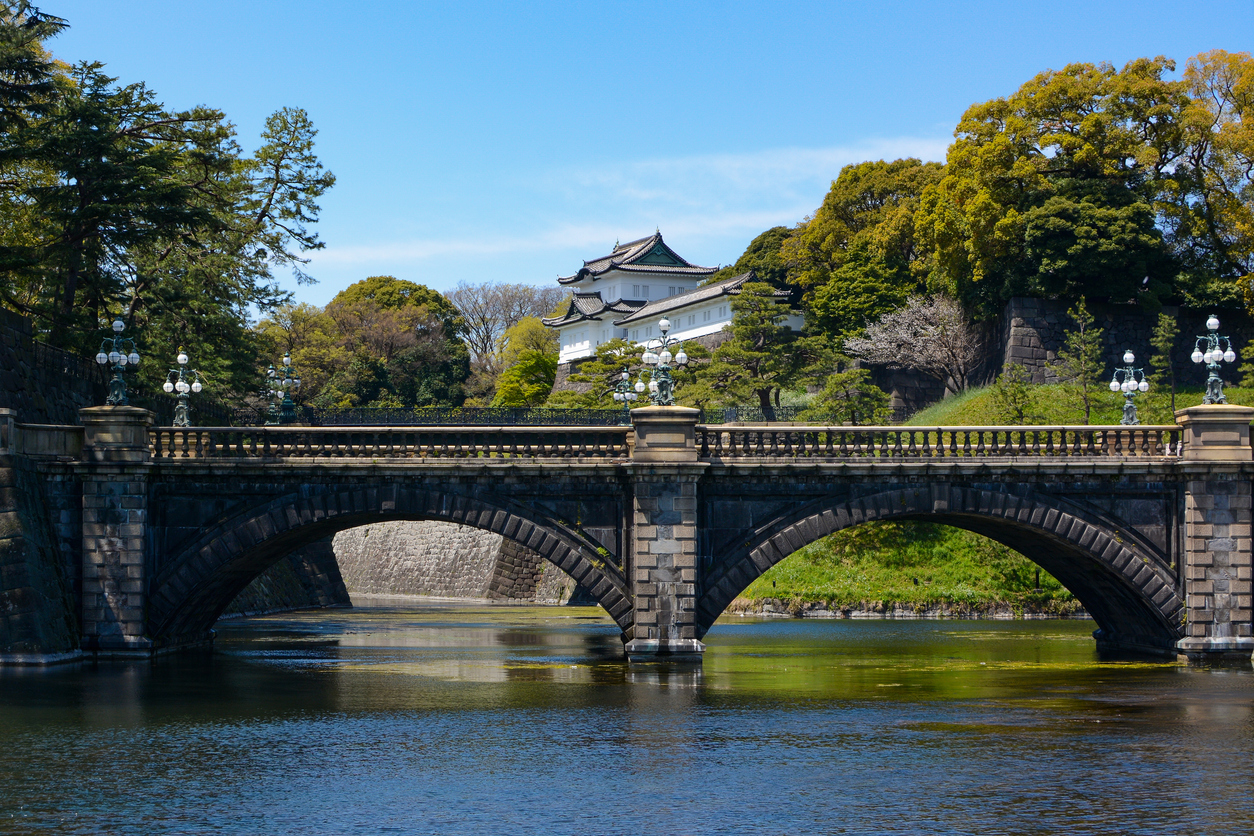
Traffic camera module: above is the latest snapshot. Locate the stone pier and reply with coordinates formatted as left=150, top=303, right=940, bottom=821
left=624, top=406, right=705, bottom=661
left=78, top=406, right=155, bottom=655
left=1176, top=405, right=1254, bottom=663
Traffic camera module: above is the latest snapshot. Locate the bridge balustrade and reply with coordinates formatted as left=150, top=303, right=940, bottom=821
left=149, top=425, right=632, bottom=460
left=695, top=425, right=1184, bottom=460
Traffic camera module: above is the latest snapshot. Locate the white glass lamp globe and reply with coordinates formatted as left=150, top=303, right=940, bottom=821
left=117, top=353, right=128, bottom=366
left=1224, top=349, right=1237, bottom=363
left=1203, top=350, right=1215, bottom=364
left=658, top=318, right=671, bottom=332
left=191, top=381, right=202, bottom=393
left=1207, top=315, right=1221, bottom=331
left=1192, top=349, right=1204, bottom=364
left=293, top=377, right=301, bottom=390
left=1109, top=380, right=1121, bottom=392
left=648, top=380, right=659, bottom=394
left=108, top=350, right=121, bottom=364
left=282, top=353, right=292, bottom=367
left=1138, top=380, right=1149, bottom=393
left=1121, top=379, right=1132, bottom=393
left=127, top=351, right=139, bottom=366
left=276, top=390, right=284, bottom=399
left=1123, top=351, right=1135, bottom=364
left=111, top=318, right=124, bottom=333
left=620, top=371, right=629, bottom=381
left=634, top=381, right=645, bottom=393
left=163, top=381, right=175, bottom=393
left=177, top=350, right=188, bottom=366
left=613, top=392, right=623, bottom=401
left=675, top=349, right=688, bottom=365
left=659, top=349, right=672, bottom=365
left=95, top=352, right=108, bottom=365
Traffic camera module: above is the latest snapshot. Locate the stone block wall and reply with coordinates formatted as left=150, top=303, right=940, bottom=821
left=0, top=308, right=104, bottom=425
left=998, top=297, right=1254, bottom=387
left=223, top=538, right=350, bottom=617
left=333, top=520, right=585, bottom=604
left=0, top=456, right=79, bottom=659
left=1183, top=476, right=1253, bottom=649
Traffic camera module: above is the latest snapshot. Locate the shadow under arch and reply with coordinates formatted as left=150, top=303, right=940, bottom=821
left=697, top=485, right=1184, bottom=655
left=147, top=484, right=631, bottom=647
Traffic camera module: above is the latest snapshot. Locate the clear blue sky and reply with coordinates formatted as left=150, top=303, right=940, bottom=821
left=46, top=1, right=1254, bottom=309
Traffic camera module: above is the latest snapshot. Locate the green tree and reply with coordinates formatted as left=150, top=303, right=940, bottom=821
left=914, top=58, right=1188, bottom=316
left=989, top=363, right=1036, bottom=425
left=705, top=226, right=791, bottom=285
left=783, top=158, right=943, bottom=339
left=1173, top=50, right=1254, bottom=307
left=491, top=350, right=558, bottom=407
left=798, top=354, right=890, bottom=425
left=686, top=281, right=819, bottom=418
left=1149, top=312, right=1180, bottom=412
left=1052, top=298, right=1105, bottom=424
left=0, top=9, right=336, bottom=396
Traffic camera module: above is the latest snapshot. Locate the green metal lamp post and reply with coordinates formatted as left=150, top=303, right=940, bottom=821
left=1191, top=315, right=1238, bottom=405
left=262, top=352, right=302, bottom=425
left=163, top=347, right=203, bottom=427
left=637, top=318, right=690, bottom=406
left=93, top=317, right=140, bottom=406
left=1109, top=350, right=1149, bottom=425
left=611, top=368, right=640, bottom=423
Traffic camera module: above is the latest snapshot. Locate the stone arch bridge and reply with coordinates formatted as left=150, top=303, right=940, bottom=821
left=2, top=404, right=1251, bottom=664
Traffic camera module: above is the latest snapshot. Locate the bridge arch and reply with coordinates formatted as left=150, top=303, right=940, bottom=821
left=697, top=485, right=1184, bottom=654
left=147, top=484, right=631, bottom=647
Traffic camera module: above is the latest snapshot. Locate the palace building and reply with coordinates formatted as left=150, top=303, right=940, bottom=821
left=542, top=231, right=803, bottom=364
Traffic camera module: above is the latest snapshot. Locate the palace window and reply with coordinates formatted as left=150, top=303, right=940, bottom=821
left=687, top=315, right=695, bottom=326
left=703, top=310, right=711, bottom=322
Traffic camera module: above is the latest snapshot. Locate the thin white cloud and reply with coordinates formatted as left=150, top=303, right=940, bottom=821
left=311, top=137, right=950, bottom=272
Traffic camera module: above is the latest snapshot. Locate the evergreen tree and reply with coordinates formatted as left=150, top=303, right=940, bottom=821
left=686, top=281, right=820, bottom=419
left=989, top=363, right=1036, bottom=425
left=1149, top=312, right=1180, bottom=412
left=1052, top=298, right=1105, bottom=424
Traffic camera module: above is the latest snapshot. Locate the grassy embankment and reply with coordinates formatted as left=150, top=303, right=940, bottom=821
left=735, top=383, right=1254, bottom=618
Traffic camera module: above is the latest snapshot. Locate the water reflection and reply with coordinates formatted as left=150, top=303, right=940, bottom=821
left=0, top=604, right=1252, bottom=835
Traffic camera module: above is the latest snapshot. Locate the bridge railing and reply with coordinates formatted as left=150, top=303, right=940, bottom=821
left=149, top=425, right=632, bottom=461
left=695, top=425, right=1185, bottom=460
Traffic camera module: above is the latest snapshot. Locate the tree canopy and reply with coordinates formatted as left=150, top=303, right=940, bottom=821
left=912, top=55, right=1252, bottom=317
left=0, top=4, right=335, bottom=398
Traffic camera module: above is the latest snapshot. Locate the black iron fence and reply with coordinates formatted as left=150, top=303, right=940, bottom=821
left=219, top=404, right=817, bottom=427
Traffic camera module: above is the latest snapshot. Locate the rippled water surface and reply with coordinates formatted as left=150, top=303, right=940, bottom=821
left=2, top=606, right=1253, bottom=835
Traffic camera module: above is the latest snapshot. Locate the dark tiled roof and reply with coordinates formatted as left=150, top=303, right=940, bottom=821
left=541, top=291, right=646, bottom=327
left=613, top=271, right=763, bottom=326
left=557, top=232, right=717, bottom=285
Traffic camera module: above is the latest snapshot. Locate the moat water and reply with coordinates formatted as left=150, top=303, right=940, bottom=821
left=1, top=605, right=1253, bottom=835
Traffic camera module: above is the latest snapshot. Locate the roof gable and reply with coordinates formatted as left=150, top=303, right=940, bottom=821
left=558, top=231, right=716, bottom=284
left=634, top=240, right=685, bottom=267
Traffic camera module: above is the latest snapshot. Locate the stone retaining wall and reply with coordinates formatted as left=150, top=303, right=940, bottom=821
left=333, top=520, right=586, bottom=604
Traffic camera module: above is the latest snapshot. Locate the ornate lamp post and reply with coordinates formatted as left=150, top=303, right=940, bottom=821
left=163, top=347, right=203, bottom=427
left=1191, top=314, right=1238, bottom=405
left=611, top=368, right=640, bottom=422
left=93, top=317, right=141, bottom=406
left=261, top=351, right=302, bottom=425
left=636, top=318, right=690, bottom=406
left=1109, top=350, right=1149, bottom=425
